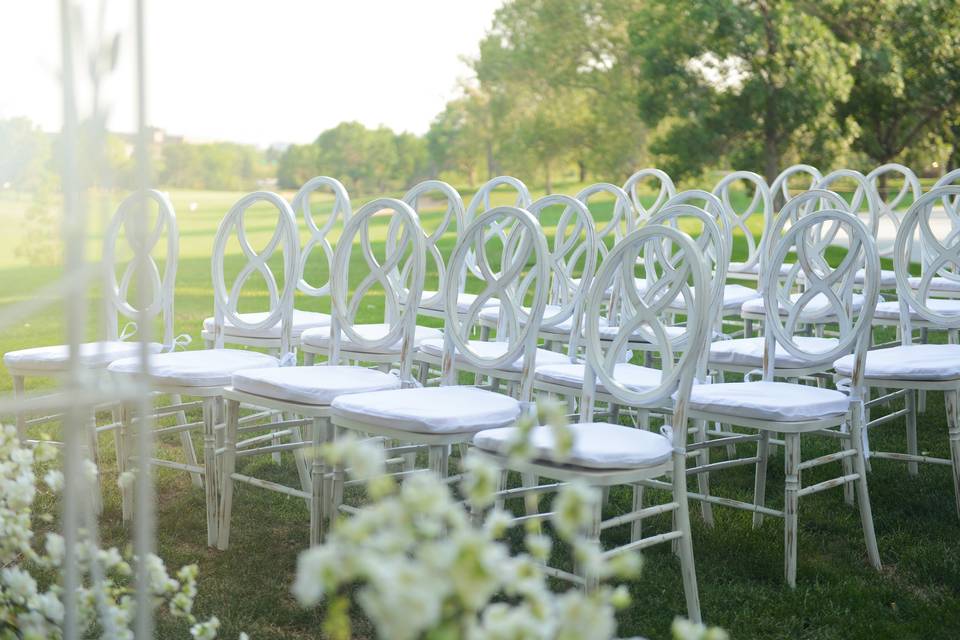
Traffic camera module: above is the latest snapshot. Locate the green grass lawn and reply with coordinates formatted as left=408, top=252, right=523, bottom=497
left=2, top=184, right=960, bottom=639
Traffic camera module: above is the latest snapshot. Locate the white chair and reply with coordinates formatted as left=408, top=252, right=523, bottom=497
left=568, top=183, right=633, bottom=306
left=200, top=177, right=349, bottom=349
left=108, top=191, right=298, bottom=546
left=905, top=169, right=960, bottom=298
left=834, top=185, right=960, bottom=514
left=473, top=223, right=713, bottom=622
left=770, top=164, right=822, bottom=210
left=622, top=167, right=676, bottom=225
left=3, top=190, right=176, bottom=486
left=217, top=198, right=426, bottom=548
left=687, top=208, right=882, bottom=587
left=327, top=206, right=549, bottom=513
left=715, top=171, right=774, bottom=283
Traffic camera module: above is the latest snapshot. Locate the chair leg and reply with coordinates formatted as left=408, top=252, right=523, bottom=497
left=170, top=393, right=202, bottom=488
left=310, top=416, right=330, bottom=546
left=577, top=497, right=603, bottom=593
left=850, top=409, right=881, bottom=571
left=521, top=473, right=540, bottom=517
left=841, top=423, right=856, bottom=506
left=674, top=466, right=702, bottom=623
left=84, top=412, right=103, bottom=515
left=119, top=403, right=135, bottom=523
left=630, top=483, right=644, bottom=543
left=919, top=329, right=929, bottom=413
left=905, top=389, right=919, bottom=476
left=202, top=396, right=219, bottom=547
left=946, top=388, right=960, bottom=520
left=494, top=470, right=508, bottom=511
left=693, top=419, right=714, bottom=526
left=217, top=399, right=240, bottom=550
left=291, top=424, right=312, bottom=509
left=752, top=430, right=770, bottom=528
left=12, top=375, right=26, bottom=442
left=783, top=433, right=801, bottom=588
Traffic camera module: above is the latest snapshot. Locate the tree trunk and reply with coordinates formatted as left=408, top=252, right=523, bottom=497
left=486, top=140, right=496, bottom=179
left=544, top=161, right=553, bottom=194
left=577, top=160, right=588, bottom=183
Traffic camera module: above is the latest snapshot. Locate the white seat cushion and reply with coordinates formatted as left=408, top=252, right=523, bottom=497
left=108, top=348, right=278, bottom=387
left=417, top=338, right=570, bottom=371
left=573, top=277, right=614, bottom=296
left=4, top=340, right=163, bottom=373
left=473, top=422, right=673, bottom=470
left=689, top=381, right=849, bottom=422
left=908, top=276, right=960, bottom=293
left=535, top=362, right=661, bottom=393
left=729, top=261, right=792, bottom=277
left=708, top=336, right=840, bottom=370
left=741, top=292, right=870, bottom=319
left=232, top=365, right=400, bottom=405
left=856, top=268, right=897, bottom=288
left=418, top=291, right=499, bottom=312
left=331, top=386, right=520, bottom=434
left=873, top=299, right=960, bottom=321
left=477, top=304, right=603, bottom=335
left=598, top=323, right=706, bottom=343
left=203, top=309, right=331, bottom=339
left=834, top=344, right=960, bottom=381
left=300, top=324, right=441, bottom=355
left=669, top=284, right=760, bottom=313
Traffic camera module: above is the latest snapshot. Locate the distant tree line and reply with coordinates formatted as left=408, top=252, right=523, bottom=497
left=4, top=0, right=960, bottom=197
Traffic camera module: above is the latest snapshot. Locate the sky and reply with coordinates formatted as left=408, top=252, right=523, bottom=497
left=0, top=0, right=504, bottom=147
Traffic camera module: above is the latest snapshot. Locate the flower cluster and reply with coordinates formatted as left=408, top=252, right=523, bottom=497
left=293, top=405, right=727, bottom=640
left=0, top=425, right=223, bottom=639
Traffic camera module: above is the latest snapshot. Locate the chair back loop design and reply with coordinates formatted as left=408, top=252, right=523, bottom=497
left=712, top=171, right=772, bottom=274
left=462, top=176, right=532, bottom=286
left=865, top=163, right=921, bottom=259
left=771, top=164, right=822, bottom=209
left=291, top=176, right=351, bottom=297
left=622, top=168, right=676, bottom=226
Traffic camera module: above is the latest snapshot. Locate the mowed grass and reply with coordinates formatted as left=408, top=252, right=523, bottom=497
left=1, top=183, right=960, bottom=639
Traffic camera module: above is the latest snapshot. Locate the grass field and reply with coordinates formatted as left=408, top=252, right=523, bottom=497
left=1, top=183, right=959, bottom=639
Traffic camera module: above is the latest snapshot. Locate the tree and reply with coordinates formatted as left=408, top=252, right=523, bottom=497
left=630, top=0, right=859, bottom=182
left=0, top=118, right=52, bottom=191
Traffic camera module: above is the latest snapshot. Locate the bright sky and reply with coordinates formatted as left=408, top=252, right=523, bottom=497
left=0, top=0, right=504, bottom=147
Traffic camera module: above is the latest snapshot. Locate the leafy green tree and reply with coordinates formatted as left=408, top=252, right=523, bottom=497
left=631, top=0, right=859, bottom=182
left=0, top=118, right=53, bottom=191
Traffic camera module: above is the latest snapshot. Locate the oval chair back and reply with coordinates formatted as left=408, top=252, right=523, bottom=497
left=895, top=185, right=960, bottom=339
left=815, top=169, right=881, bottom=237
left=102, top=189, right=178, bottom=349
left=210, top=191, right=299, bottom=358
left=712, top=171, right=772, bottom=276
left=462, top=176, right=533, bottom=288
left=771, top=164, right=822, bottom=209
left=525, top=194, right=598, bottom=358
left=329, top=198, right=425, bottom=383
left=291, top=176, right=351, bottom=299
left=442, top=206, right=549, bottom=404
left=761, top=209, right=880, bottom=380
left=623, top=168, right=677, bottom=226
left=661, top=190, right=730, bottom=265
left=865, top=164, right=921, bottom=260
left=399, top=180, right=465, bottom=313
left=581, top=224, right=712, bottom=438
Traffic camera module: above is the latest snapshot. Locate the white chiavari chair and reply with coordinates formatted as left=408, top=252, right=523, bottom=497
left=770, top=163, right=822, bottom=210
left=216, top=198, right=425, bottom=548
left=108, top=191, right=297, bottom=546
left=472, top=223, right=712, bottom=622
left=687, top=208, right=882, bottom=587
left=716, top=171, right=775, bottom=283
left=200, top=177, right=349, bottom=349
left=622, top=167, right=676, bottom=226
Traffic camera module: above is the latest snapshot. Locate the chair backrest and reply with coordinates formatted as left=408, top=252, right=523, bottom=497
left=442, top=206, right=549, bottom=404
left=815, top=169, right=881, bottom=238
left=865, top=164, right=921, bottom=259
left=462, top=176, right=532, bottom=286
left=526, top=194, right=598, bottom=357
left=771, top=164, right=822, bottom=209
left=622, top=168, right=676, bottom=226
left=291, top=176, right=351, bottom=298
left=895, top=185, right=960, bottom=339
left=400, top=180, right=465, bottom=310
left=329, top=198, right=425, bottom=381
left=575, top=182, right=634, bottom=253
left=661, top=190, right=729, bottom=267
left=581, top=224, right=711, bottom=431
left=761, top=209, right=880, bottom=383
left=211, top=191, right=299, bottom=356
left=712, top=171, right=772, bottom=273
left=768, top=188, right=850, bottom=276
left=102, top=189, right=178, bottom=348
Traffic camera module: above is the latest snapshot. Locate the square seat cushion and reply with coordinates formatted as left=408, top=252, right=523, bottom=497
left=474, top=422, right=673, bottom=470
left=708, top=336, right=840, bottom=370
left=573, top=277, right=614, bottom=296
left=4, top=340, right=163, bottom=373
left=729, top=261, right=792, bottom=278
left=331, top=386, right=521, bottom=434
left=417, top=338, right=570, bottom=371
left=535, top=362, right=661, bottom=393
left=908, top=276, right=960, bottom=294
left=203, top=309, right=330, bottom=339
left=477, top=304, right=604, bottom=335
left=232, top=365, right=400, bottom=405
left=873, top=299, right=960, bottom=321
left=834, top=344, right=960, bottom=381
left=669, top=284, right=760, bottom=313
left=689, top=381, right=850, bottom=422
left=857, top=268, right=897, bottom=288
left=108, top=348, right=278, bottom=387
left=418, top=291, right=499, bottom=313
left=741, top=292, right=871, bottom=320
left=598, top=323, right=711, bottom=344
left=300, top=324, right=441, bottom=355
